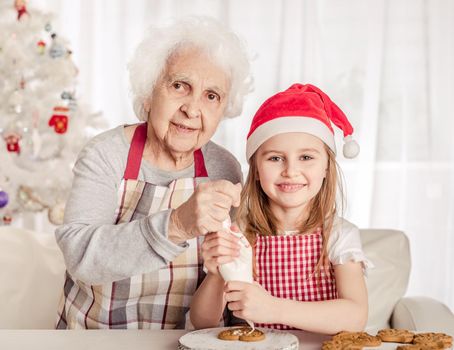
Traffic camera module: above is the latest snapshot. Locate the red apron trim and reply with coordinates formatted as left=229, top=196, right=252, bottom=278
left=194, top=149, right=208, bottom=177
left=124, top=123, right=148, bottom=180
left=124, top=123, right=208, bottom=180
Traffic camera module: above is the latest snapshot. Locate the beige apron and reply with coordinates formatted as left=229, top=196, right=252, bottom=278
left=57, top=123, right=207, bottom=329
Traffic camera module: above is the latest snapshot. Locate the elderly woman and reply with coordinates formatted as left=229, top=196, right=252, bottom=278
left=55, top=16, right=252, bottom=329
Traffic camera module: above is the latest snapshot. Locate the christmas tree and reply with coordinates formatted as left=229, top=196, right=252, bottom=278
left=0, top=0, right=106, bottom=227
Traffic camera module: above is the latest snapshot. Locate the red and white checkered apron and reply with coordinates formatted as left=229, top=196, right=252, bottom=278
left=56, top=123, right=207, bottom=329
left=254, top=230, right=338, bottom=330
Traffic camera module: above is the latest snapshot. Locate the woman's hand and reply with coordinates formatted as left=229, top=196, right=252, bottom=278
left=168, top=180, right=242, bottom=243
left=225, top=281, right=279, bottom=324
left=202, top=231, right=241, bottom=276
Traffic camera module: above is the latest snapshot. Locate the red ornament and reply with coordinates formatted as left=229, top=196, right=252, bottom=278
left=3, top=214, right=12, bottom=225
left=48, top=106, right=69, bottom=134
left=3, top=132, right=21, bottom=154
left=14, top=0, right=29, bottom=20
left=37, top=40, right=46, bottom=55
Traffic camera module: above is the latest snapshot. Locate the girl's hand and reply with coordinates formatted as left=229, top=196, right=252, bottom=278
left=201, top=230, right=241, bottom=276
left=224, top=281, right=278, bottom=324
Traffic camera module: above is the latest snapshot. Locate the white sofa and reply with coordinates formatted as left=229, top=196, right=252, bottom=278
left=0, top=227, right=453, bottom=332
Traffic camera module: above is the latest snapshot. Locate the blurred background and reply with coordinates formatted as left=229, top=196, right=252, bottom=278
left=1, top=0, right=453, bottom=313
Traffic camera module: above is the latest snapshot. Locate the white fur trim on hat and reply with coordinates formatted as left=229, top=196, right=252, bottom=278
left=246, top=116, right=336, bottom=161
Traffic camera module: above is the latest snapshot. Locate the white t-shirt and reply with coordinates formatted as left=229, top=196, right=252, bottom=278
left=282, top=216, right=373, bottom=274
left=327, top=216, right=373, bottom=273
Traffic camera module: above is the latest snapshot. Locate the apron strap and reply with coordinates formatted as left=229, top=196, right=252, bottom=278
left=124, top=122, right=148, bottom=180
left=124, top=122, right=209, bottom=180
left=194, top=149, right=208, bottom=178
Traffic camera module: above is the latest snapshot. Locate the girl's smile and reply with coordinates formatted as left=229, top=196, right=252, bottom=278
left=275, top=182, right=307, bottom=192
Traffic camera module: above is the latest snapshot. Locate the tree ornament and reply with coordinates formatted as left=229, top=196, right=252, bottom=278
left=37, top=40, right=46, bottom=55
left=19, top=77, right=26, bottom=89
left=61, top=91, right=77, bottom=111
left=3, top=131, right=21, bottom=154
left=49, top=33, right=66, bottom=58
left=61, top=91, right=72, bottom=100
left=48, top=106, right=69, bottom=134
left=17, top=185, right=47, bottom=212
left=0, top=190, right=9, bottom=208
left=3, top=214, right=12, bottom=226
left=48, top=200, right=65, bottom=225
left=14, top=0, right=29, bottom=21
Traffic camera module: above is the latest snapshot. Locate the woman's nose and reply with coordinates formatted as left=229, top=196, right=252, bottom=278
left=180, top=98, right=201, bottom=119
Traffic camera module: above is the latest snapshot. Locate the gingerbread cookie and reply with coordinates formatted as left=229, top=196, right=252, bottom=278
left=217, top=327, right=265, bottom=342
left=332, top=331, right=382, bottom=347
left=321, top=339, right=363, bottom=350
left=413, top=332, right=453, bottom=349
left=396, top=345, right=443, bottom=350
left=377, top=328, right=415, bottom=343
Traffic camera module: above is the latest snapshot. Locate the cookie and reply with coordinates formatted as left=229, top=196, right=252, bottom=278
left=396, top=345, right=443, bottom=350
left=322, top=339, right=363, bottom=350
left=413, top=333, right=453, bottom=349
left=377, top=328, right=415, bottom=343
left=239, top=328, right=266, bottom=342
left=332, top=331, right=382, bottom=347
left=217, top=327, right=265, bottom=342
left=217, top=328, right=242, bottom=341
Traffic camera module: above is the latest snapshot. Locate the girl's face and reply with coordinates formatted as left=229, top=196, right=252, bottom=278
left=255, top=132, right=329, bottom=215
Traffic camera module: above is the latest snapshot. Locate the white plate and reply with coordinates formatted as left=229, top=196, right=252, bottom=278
left=178, top=327, right=298, bottom=350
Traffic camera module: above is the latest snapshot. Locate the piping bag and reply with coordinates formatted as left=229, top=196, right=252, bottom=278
left=218, top=219, right=255, bottom=332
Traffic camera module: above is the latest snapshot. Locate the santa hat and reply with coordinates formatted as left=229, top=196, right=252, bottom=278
left=246, top=83, right=360, bottom=161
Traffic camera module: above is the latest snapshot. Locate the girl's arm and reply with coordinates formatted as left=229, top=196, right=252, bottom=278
left=190, top=231, right=241, bottom=329
left=190, top=272, right=227, bottom=328
left=225, top=261, right=368, bottom=334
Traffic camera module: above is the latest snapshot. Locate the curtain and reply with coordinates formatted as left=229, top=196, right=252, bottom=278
left=31, top=0, right=454, bottom=311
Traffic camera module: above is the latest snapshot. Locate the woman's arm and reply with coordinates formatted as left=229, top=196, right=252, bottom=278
left=58, top=128, right=243, bottom=286
left=225, top=261, right=368, bottom=334
left=56, top=139, right=187, bottom=285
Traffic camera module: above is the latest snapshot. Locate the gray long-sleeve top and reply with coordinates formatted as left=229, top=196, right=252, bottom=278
left=55, top=125, right=242, bottom=285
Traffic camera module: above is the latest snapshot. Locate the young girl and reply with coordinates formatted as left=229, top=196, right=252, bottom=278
left=190, top=83, right=371, bottom=334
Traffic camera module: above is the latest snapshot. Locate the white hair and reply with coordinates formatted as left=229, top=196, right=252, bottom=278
left=128, top=16, right=253, bottom=121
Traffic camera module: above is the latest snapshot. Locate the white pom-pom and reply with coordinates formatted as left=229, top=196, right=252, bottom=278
left=343, top=135, right=360, bottom=158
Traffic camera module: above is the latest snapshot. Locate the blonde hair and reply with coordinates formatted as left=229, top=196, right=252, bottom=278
left=237, top=145, right=343, bottom=275
left=128, top=16, right=253, bottom=121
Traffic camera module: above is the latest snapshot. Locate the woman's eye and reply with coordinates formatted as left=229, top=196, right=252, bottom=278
left=173, top=82, right=183, bottom=90
left=301, top=155, right=313, bottom=161
left=269, top=156, right=283, bottom=162
left=207, top=93, right=220, bottom=101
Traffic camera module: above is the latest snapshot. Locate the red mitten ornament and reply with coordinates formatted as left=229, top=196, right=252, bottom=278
left=48, top=106, right=69, bottom=134
left=3, top=132, right=21, bottom=153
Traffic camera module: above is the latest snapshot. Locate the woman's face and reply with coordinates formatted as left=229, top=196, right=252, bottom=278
left=255, top=132, right=328, bottom=215
left=144, top=47, right=230, bottom=157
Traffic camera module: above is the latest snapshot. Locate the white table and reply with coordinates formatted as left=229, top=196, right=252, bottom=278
left=0, top=330, right=330, bottom=350
left=0, top=330, right=425, bottom=350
